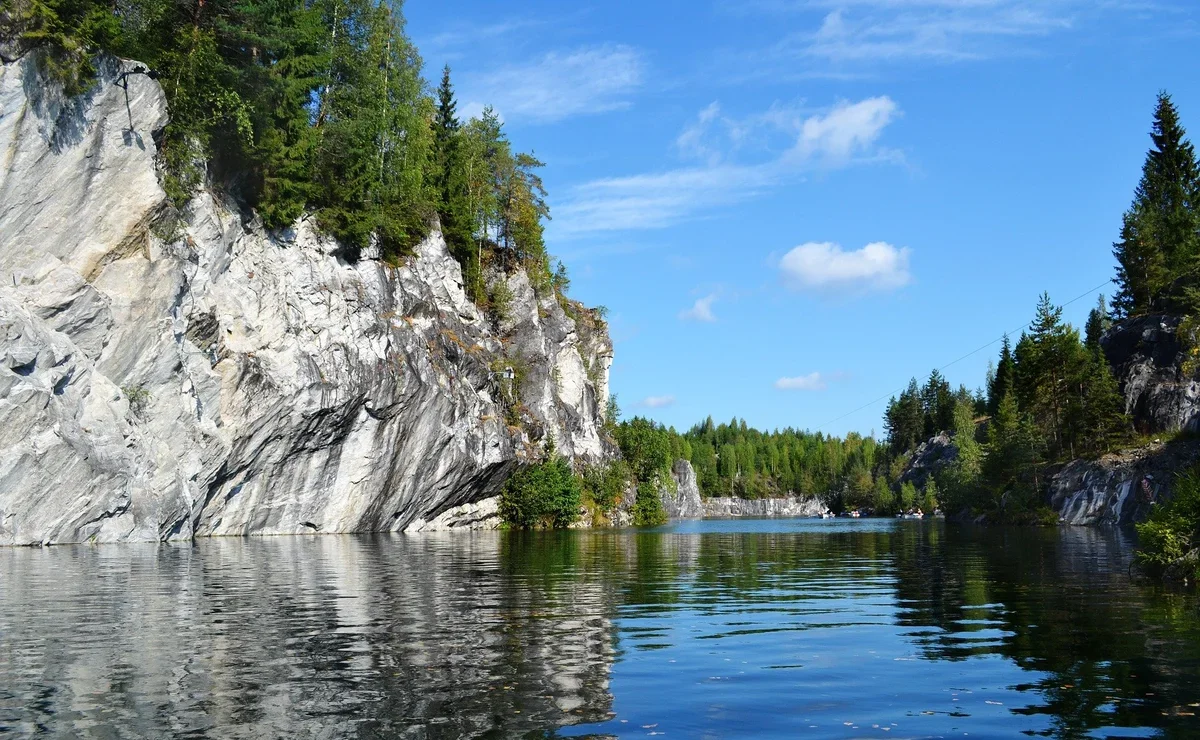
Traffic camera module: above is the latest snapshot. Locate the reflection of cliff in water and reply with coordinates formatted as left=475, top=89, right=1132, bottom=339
left=889, top=523, right=1200, bottom=739
left=0, top=534, right=627, bottom=739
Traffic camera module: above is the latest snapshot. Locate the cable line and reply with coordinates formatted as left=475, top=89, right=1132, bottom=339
left=814, top=277, right=1116, bottom=432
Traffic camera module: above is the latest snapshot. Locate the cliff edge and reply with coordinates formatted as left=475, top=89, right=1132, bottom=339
left=0, top=54, right=614, bottom=544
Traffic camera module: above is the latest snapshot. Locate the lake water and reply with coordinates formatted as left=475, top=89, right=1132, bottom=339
left=2, top=519, right=1199, bottom=739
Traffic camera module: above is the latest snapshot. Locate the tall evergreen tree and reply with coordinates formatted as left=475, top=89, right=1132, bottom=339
left=1113, top=92, right=1200, bottom=316
left=988, top=335, right=1016, bottom=416
left=1085, top=294, right=1112, bottom=351
left=921, top=369, right=953, bottom=437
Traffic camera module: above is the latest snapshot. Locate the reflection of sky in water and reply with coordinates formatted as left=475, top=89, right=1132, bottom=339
left=2, top=521, right=1199, bottom=739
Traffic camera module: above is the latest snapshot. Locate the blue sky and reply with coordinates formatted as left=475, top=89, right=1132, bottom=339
left=405, top=0, right=1199, bottom=438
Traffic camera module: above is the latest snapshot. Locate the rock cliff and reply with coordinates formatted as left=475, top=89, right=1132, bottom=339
left=702, top=495, right=829, bottom=518
left=1102, top=314, right=1200, bottom=434
left=1044, top=315, right=1200, bottom=525
left=1049, top=439, right=1200, bottom=526
left=0, top=54, right=614, bottom=545
left=660, top=459, right=705, bottom=520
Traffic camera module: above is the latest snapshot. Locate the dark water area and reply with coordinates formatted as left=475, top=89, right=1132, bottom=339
left=2, top=520, right=1199, bottom=739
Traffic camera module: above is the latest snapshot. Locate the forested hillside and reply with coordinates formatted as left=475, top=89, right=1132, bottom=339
left=611, top=92, right=1200, bottom=529
left=1, top=0, right=562, bottom=306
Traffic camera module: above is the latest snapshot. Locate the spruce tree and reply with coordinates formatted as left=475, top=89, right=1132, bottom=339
left=988, top=335, right=1016, bottom=416
left=1085, top=294, right=1112, bottom=351
left=1079, top=349, right=1128, bottom=455
left=1113, top=92, right=1200, bottom=316
left=921, top=369, right=952, bottom=437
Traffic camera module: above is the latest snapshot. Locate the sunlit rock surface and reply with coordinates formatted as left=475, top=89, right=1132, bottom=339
left=660, top=459, right=704, bottom=519
left=0, top=53, right=613, bottom=545
left=1104, top=314, right=1200, bottom=434
left=1049, top=439, right=1200, bottom=525
left=702, top=495, right=829, bottom=518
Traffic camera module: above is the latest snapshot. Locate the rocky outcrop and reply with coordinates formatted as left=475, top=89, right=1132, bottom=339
left=0, top=54, right=614, bottom=545
left=1048, top=438, right=1200, bottom=525
left=1103, top=314, right=1200, bottom=434
left=702, top=495, right=829, bottom=518
left=660, top=459, right=704, bottom=519
left=899, top=432, right=958, bottom=490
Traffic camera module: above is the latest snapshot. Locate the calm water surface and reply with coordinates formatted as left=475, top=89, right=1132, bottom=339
left=2, top=519, right=1199, bottom=739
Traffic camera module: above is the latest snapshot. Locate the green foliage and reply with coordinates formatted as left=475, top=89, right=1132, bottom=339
left=884, top=378, right=925, bottom=452
left=1113, top=92, right=1200, bottom=318
left=987, top=335, right=1016, bottom=416
left=682, top=416, right=886, bottom=503
left=940, top=400, right=981, bottom=513
left=615, top=416, right=674, bottom=484
left=872, top=475, right=896, bottom=515
left=498, top=443, right=581, bottom=529
left=1136, top=467, right=1200, bottom=577
left=579, top=460, right=629, bottom=519
left=487, top=278, right=513, bottom=329
left=633, top=480, right=667, bottom=527
left=603, top=394, right=621, bottom=436
left=122, top=384, right=150, bottom=418
left=922, top=478, right=939, bottom=514
left=5, top=0, right=573, bottom=275
left=899, top=481, right=917, bottom=512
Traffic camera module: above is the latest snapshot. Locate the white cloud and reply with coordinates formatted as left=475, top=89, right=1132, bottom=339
left=639, top=395, right=677, bottom=408
left=791, top=96, right=899, bottom=163
left=462, top=45, right=643, bottom=124
left=779, top=241, right=912, bottom=293
left=679, top=294, right=718, bottom=322
left=775, top=373, right=829, bottom=391
left=740, top=0, right=1128, bottom=65
left=553, top=97, right=900, bottom=237
left=675, top=102, right=725, bottom=164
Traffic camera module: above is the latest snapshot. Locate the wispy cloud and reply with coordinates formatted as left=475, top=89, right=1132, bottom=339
left=638, top=395, right=677, bottom=408
left=425, top=18, right=546, bottom=53
left=679, top=294, right=719, bottom=322
left=732, top=0, right=1157, bottom=65
left=778, top=241, right=912, bottom=293
left=460, top=45, right=643, bottom=124
left=775, top=372, right=829, bottom=391
left=553, top=96, right=900, bottom=237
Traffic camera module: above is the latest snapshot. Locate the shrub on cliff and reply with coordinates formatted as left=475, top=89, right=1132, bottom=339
left=633, top=481, right=667, bottom=527
left=499, top=444, right=580, bottom=529
left=1136, top=467, right=1200, bottom=581
left=580, top=460, right=629, bottom=521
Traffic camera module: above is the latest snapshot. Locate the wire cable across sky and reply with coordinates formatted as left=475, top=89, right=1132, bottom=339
left=814, top=278, right=1117, bottom=432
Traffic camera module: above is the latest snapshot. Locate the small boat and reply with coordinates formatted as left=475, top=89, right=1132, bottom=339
left=848, top=510, right=861, bottom=518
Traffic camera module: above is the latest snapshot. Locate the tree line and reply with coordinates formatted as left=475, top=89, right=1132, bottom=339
left=2, top=0, right=560, bottom=298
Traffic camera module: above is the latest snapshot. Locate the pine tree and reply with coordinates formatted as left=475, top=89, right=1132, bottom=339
left=1015, top=293, right=1083, bottom=457
left=1084, top=294, right=1112, bottom=351
left=921, top=369, right=953, bottom=437
left=1113, top=92, right=1200, bottom=316
left=942, top=399, right=981, bottom=513
left=1078, top=346, right=1128, bottom=454
left=885, top=378, right=925, bottom=453
left=984, top=392, right=1043, bottom=509
left=988, top=335, right=1016, bottom=416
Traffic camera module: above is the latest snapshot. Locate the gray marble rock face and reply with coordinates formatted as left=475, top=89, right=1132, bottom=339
left=1103, top=314, right=1200, bottom=435
left=702, top=495, right=829, bottom=518
left=898, top=432, right=958, bottom=491
left=0, top=54, right=615, bottom=545
left=1048, top=439, right=1200, bottom=526
left=660, top=460, right=704, bottom=520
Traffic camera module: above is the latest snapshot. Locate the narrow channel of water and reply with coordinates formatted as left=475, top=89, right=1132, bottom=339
left=1, top=519, right=1198, bottom=738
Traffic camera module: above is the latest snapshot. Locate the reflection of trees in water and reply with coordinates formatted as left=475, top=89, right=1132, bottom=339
left=5, top=527, right=1200, bottom=739
left=889, top=524, right=1200, bottom=739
